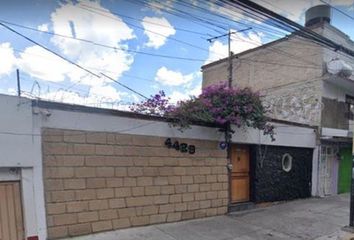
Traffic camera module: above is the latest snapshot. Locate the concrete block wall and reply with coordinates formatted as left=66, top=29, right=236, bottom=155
left=202, top=36, right=323, bottom=92
left=42, top=128, right=228, bottom=239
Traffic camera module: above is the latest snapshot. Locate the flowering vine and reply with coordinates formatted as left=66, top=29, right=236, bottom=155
left=129, top=90, right=173, bottom=116
left=130, top=84, right=275, bottom=141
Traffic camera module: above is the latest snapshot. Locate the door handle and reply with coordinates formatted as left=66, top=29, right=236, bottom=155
left=227, top=164, right=233, bottom=170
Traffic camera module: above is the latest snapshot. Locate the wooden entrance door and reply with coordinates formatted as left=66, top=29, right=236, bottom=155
left=0, top=182, right=24, bottom=240
left=231, top=145, right=250, bottom=203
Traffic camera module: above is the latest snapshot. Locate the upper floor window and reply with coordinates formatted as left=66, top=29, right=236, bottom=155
left=346, top=95, right=354, bottom=132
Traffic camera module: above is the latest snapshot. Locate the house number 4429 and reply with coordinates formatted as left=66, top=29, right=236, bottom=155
left=164, top=138, right=196, bottom=154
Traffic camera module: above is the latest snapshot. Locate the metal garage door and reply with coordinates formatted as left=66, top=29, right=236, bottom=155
left=0, top=182, right=24, bottom=240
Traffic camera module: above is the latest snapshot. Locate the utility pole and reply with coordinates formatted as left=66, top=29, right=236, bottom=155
left=16, top=69, right=21, bottom=97
left=207, top=27, right=251, bottom=87
left=228, top=29, right=233, bottom=88
left=207, top=27, right=251, bottom=206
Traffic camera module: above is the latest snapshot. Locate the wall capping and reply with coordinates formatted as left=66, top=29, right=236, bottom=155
left=33, top=99, right=317, bottom=130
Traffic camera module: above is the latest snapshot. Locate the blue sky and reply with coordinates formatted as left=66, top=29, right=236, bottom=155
left=0, top=0, right=354, bottom=109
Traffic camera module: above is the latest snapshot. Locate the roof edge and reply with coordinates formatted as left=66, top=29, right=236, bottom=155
left=32, top=99, right=220, bottom=129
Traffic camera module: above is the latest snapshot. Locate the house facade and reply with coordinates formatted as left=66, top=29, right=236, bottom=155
left=202, top=5, right=354, bottom=197
left=0, top=94, right=316, bottom=239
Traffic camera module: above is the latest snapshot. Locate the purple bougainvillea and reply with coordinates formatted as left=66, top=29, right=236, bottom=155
left=129, top=90, right=173, bottom=116
left=130, top=84, right=275, bottom=140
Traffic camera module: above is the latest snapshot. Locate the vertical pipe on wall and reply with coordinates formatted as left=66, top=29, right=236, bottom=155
left=21, top=168, right=38, bottom=239
left=226, top=124, right=232, bottom=206
left=312, top=145, right=320, bottom=196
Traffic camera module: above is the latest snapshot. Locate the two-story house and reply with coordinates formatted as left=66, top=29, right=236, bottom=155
left=202, top=5, right=354, bottom=197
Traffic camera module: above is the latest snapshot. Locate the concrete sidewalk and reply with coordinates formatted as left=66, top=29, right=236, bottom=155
left=68, top=194, right=353, bottom=240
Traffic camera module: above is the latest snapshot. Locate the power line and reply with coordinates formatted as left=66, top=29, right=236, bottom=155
left=84, top=0, right=302, bottom=64
left=133, top=0, right=325, bottom=67
left=0, top=22, right=148, bottom=99
left=173, top=0, right=287, bottom=37
left=0, top=39, right=326, bottom=82
left=1, top=44, right=158, bottom=85
left=132, top=0, right=228, bottom=34
left=320, top=0, right=354, bottom=22
left=257, top=0, right=296, bottom=18
left=0, top=19, right=205, bottom=62
left=228, top=0, right=354, bottom=60
left=230, top=34, right=323, bottom=67
left=218, top=0, right=296, bottom=34
left=217, top=0, right=354, bottom=77
left=100, top=73, right=147, bottom=99
left=199, top=0, right=289, bottom=37
left=0, top=22, right=100, bottom=78
left=79, top=4, right=221, bottom=56
left=78, top=3, right=210, bottom=36
left=0, top=37, right=326, bottom=90
left=126, top=0, right=284, bottom=41
left=0, top=44, right=167, bottom=103
left=148, top=0, right=288, bottom=39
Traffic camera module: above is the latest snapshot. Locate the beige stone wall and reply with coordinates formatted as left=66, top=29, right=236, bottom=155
left=203, top=36, right=324, bottom=91
left=42, top=128, right=228, bottom=239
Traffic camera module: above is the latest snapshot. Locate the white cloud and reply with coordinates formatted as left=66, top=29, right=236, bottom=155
left=189, top=84, right=202, bottom=96
left=155, top=67, right=198, bottom=86
left=146, top=0, right=175, bottom=14
left=89, top=85, right=121, bottom=101
left=169, top=91, right=189, bottom=103
left=17, top=45, right=75, bottom=82
left=51, top=1, right=135, bottom=56
left=48, top=0, right=135, bottom=85
left=41, top=90, right=89, bottom=105
left=142, top=17, right=176, bottom=49
left=12, top=0, right=138, bottom=108
left=18, top=0, right=135, bottom=85
left=0, top=43, right=16, bottom=76
left=205, top=31, right=262, bottom=64
left=7, top=88, right=16, bottom=95
left=38, top=24, right=49, bottom=32
left=169, top=85, right=202, bottom=103
left=14, top=0, right=137, bottom=109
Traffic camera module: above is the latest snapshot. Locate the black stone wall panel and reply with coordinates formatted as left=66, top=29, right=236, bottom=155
left=251, top=146, right=313, bottom=203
